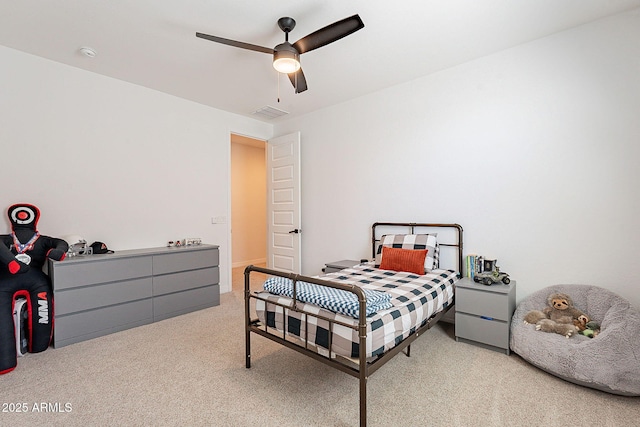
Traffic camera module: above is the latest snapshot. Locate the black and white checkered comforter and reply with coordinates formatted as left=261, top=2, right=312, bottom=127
left=254, top=264, right=458, bottom=359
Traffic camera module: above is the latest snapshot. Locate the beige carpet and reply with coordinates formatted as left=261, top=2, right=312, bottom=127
left=2, top=266, right=638, bottom=426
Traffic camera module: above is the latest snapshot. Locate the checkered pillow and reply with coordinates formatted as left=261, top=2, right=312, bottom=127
left=375, top=234, right=438, bottom=272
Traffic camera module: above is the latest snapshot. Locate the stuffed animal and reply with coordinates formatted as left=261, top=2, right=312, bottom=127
left=523, top=292, right=589, bottom=338
left=580, top=321, right=601, bottom=338
left=532, top=318, right=578, bottom=338
left=573, top=316, right=587, bottom=331
left=0, top=203, right=68, bottom=374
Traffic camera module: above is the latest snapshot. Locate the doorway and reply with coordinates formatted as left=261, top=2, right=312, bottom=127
left=230, top=134, right=267, bottom=271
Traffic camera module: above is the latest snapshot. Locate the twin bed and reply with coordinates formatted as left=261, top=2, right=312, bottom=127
left=244, top=222, right=463, bottom=427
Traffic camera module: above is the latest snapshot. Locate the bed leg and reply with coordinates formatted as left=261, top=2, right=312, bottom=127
left=358, top=294, right=368, bottom=427
left=245, top=266, right=252, bottom=369
left=360, top=374, right=367, bottom=427
left=245, top=331, right=251, bottom=369
left=406, top=344, right=411, bottom=357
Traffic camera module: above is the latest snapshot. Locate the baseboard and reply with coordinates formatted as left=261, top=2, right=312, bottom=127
left=232, top=258, right=266, bottom=268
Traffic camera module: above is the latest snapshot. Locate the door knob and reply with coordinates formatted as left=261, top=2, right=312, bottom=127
left=288, top=229, right=300, bottom=234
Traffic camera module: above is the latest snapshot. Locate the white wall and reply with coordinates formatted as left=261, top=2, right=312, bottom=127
left=0, top=46, right=273, bottom=293
left=275, top=9, right=640, bottom=308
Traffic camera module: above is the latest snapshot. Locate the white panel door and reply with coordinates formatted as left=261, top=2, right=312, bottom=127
left=267, top=132, right=301, bottom=273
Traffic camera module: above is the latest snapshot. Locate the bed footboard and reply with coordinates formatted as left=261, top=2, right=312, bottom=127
left=244, top=265, right=369, bottom=366
left=244, top=265, right=454, bottom=427
left=245, top=265, right=371, bottom=426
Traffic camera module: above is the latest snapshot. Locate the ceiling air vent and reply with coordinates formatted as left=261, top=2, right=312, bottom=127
left=252, top=105, right=289, bottom=120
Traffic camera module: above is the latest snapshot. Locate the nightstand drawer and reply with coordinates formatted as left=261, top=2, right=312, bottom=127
left=455, top=287, right=511, bottom=321
left=455, top=312, right=509, bottom=350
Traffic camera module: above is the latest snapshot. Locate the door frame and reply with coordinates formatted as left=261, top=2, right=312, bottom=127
left=230, top=133, right=268, bottom=268
left=227, top=130, right=302, bottom=285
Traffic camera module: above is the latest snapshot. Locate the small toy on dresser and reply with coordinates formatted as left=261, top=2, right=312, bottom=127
left=167, top=238, right=202, bottom=247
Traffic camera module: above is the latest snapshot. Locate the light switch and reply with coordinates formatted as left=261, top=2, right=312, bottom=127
left=211, top=216, right=226, bottom=224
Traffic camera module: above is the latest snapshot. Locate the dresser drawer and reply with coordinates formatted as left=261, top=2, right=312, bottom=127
left=55, top=299, right=153, bottom=346
left=52, top=256, right=152, bottom=290
left=153, top=248, right=218, bottom=275
left=55, top=278, right=153, bottom=315
left=455, top=287, right=511, bottom=321
left=455, top=312, right=510, bottom=350
left=153, top=285, right=219, bottom=321
left=153, top=267, right=219, bottom=296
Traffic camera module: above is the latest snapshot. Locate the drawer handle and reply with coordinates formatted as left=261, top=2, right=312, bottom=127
left=480, top=316, right=494, bottom=321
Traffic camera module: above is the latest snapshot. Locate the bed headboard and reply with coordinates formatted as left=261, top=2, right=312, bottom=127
left=371, top=222, right=464, bottom=273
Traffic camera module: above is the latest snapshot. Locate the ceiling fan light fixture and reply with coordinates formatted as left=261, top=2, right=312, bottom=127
left=273, top=44, right=300, bottom=74
left=196, top=14, right=364, bottom=93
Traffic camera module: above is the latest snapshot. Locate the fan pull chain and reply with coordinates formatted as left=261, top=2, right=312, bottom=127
left=277, top=71, right=280, bottom=103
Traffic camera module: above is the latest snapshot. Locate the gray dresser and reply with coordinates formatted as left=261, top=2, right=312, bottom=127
left=455, top=277, right=516, bottom=354
left=49, top=244, right=219, bottom=347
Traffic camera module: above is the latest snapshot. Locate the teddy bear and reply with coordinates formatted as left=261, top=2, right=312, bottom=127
left=0, top=203, right=68, bottom=374
left=523, top=292, right=589, bottom=338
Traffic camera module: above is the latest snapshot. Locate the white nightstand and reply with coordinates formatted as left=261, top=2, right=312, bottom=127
left=455, top=277, right=516, bottom=355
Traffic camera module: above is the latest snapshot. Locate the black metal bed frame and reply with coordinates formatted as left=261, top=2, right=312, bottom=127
left=244, top=222, right=463, bottom=427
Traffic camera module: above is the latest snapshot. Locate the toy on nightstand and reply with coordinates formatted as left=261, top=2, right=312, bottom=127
left=473, top=265, right=511, bottom=286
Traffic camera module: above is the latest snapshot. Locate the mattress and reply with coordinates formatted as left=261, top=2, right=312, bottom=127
left=254, top=264, right=458, bottom=359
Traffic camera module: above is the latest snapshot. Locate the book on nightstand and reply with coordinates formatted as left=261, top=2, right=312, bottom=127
left=465, top=254, right=484, bottom=279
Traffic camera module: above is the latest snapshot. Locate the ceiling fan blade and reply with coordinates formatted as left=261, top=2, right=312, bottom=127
left=196, top=32, right=274, bottom=54
left=292, top=14, right=364, bottom=54
left=287, top=68, right=308, bottom=93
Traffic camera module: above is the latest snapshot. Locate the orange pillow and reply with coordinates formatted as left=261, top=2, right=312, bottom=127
left=379, top=246, right=428, bottom=275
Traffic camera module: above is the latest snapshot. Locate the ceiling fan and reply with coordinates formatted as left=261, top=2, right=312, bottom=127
left=196, top=14, right=364, bottom=93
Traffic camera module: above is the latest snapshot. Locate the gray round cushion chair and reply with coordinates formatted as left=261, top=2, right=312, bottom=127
left=510, top=284, right=640, bottom=396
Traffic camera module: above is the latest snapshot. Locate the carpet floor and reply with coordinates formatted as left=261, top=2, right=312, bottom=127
left=2, top=266, right=638, bottom=426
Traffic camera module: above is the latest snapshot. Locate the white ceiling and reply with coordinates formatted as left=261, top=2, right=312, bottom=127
left=2, top=1, right=640, bottom=123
